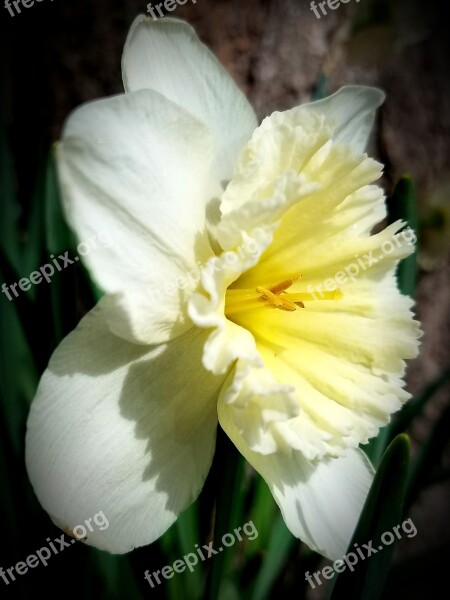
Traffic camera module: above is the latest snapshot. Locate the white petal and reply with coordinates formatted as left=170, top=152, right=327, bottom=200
left=26, top=309, right=224, bottom=553
left=218, top=94, right=383, bottom=224
left=57, top=89, right=217, bottom=345
left=305, top=85, right=386, bottom=153
left=122, top=16, right=258, bottom=182
left=188, top=227, right=274, bottom=376
left=270, top=448, right=374, bottom=560
left=219, top=394, right=373, bottom=560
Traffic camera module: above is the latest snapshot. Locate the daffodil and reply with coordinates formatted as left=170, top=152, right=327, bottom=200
left=26, top=16, right=421, bottom=560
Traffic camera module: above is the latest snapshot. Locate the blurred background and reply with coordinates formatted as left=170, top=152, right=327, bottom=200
left=1, top=0, right=449, bottom=598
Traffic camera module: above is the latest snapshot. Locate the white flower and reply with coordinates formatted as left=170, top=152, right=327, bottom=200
left=25, top=16, right=421, bottom=560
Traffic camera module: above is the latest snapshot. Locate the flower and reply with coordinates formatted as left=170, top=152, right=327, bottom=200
left=25, top=16, right=421, bottom=560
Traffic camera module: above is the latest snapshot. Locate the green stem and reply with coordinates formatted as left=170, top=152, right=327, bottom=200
left=204, top=428, right=245, bottom=600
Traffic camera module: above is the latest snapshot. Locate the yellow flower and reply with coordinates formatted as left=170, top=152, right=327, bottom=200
left=26, top=16, right=421, bottom=560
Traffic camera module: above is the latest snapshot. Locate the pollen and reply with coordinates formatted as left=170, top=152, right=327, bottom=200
left=225, top=275, right=341, bottom=317
left=256, top=278, right=305, bottom=312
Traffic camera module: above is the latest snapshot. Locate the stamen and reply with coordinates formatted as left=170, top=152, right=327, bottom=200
left=256, top=286, right=299, bottom=312
left=267, top=277, right=299, bottom=294
left=225, top=275, right=341, bottom=317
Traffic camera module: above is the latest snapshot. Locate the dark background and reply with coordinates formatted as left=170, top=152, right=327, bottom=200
left=1, top=0, right=450, bottom=598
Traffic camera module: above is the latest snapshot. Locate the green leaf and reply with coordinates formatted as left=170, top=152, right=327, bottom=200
left=218, top=578, right=241, bottom=600
left=389, top=176, right=418, bottom=297
left=329, top=435, right=410, bottom=600
left=205, top=429, right=246, bottom=600
left=0, top=108, right=20, bottom=271
left=174, top=502, right=204, bottom=599
left=21, top=155, right=46, bottom=280
left=313, top=71, right=328, bottom=101
left=389, top=368, right=450, bottom=441
left=159, top=521, right=189, bottom=600
left=250, top=514, right=296, bottom=600
left=350, top=0, right=391, bottom=35
left=246, top=474, right=277, bottom=557
left=406, top=401, right=450, bottom=508
left=44, top=148, right=104, bottom=306
left=0, top=268, right=38, bottom=453
left=44, top=146, right=75, bottom=255
left=43, top=150, right=80, bottom=344
left=363, top=424, right=391, bottom=468
left=0, top=416, right=20, bottom=549
left=91, top=550, right=143, bottom=600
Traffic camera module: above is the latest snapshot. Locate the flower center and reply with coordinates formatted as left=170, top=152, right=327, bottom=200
left=224, top=276, right=341, bottom=317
